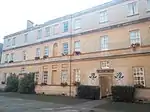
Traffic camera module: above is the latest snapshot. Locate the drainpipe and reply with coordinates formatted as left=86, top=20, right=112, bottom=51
left=69, top=15, right=73, bottom=96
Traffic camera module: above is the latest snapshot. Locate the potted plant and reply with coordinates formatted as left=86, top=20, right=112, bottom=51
left=9, top=60, right=14, bottom=63
left=1, top=81, right=5, bottom=84
left=40, top=83, right=47, bottom=86
left=130, top=43, right=140, bottom=50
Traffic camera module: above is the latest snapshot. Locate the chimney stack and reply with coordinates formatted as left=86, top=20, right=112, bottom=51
left=27, top=20, right=34, bottom=29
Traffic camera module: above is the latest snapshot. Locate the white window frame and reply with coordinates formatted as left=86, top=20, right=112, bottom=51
left=74, top=69, right=81, bottom=82
left=36, top=48, right=40, bottom=57
left=101, top=35, right=108, bottom=51
left=45, top=27, right=50, bottom=37
left=128, top=2, right=138, bottom=16
left=24, top=33, right=28, bottom=43
left=5, top=54, right=9, bottom=62
left=43, top=71, right=48, bottom=84
left=63, top=42, right=68, bottom=54
left=44, top=46, right=49, bottom=56
left=99, top=10, right=108, bottom=23
left=61, top=70, right=68, bottom=83
left=7, top=39, right=10, bottom=47
left=101, top=61, right=110, bottom=69
left=63, top=21, right=69, bottom=32
left=35, top=72, right=39, bottom=83
left=12, top=37, right=16, bottom=46
left=133, top=67, right=145, bottom=86
left=37, top=29, right=42, bottom=39
left=10, top=53, right=14, bottom=61
left=130, top=30, right=141, bottom=44
left=74, top=19, right=81, bottom=30
left=74, top=41, right=80, bottom=52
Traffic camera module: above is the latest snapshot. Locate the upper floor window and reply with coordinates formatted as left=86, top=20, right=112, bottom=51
left=53, top=24, right=59, bottom=35
left=36, top=48, right=40, bottom=57
left=74, top=41, right=80, bottom=52
left=24, top=34, right=28, bottom=43
left=44, top=46, right=49, bottom=56
left=133, top=67, right=145, bottom=87
left=22, top=51, right=26, bottom=61
left=7, top=39, right=10, bottom=47
left=10, top=53, right=14, bottom=61
left=63, top=43, right=68, bottom=54
left=101, top=35, right=108, bottom=51
left=45, top=27, right=50, bottom=37
left=43, top=71, right=48, bottom=84
left=63, top=21, right=68, bottom=32
left=12, top=37, right=16, bottom=46
left=99, top=11, right=108, bottom=23
left=147, top=0, right=150, bottom=10
left=128, top=2, right=138, bottom=16
left=130, top=30, right=140, bottom=44
left=35, top=72, right=39, bottom=84
left=37, top=29, right=42, bottom=39
left=100, top=61, right=110, bottom=69
left=74, top=19, right=81, bottom=30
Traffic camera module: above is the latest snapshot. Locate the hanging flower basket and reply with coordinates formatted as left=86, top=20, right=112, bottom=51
left=61, top=82, right=68, bottom=87
left=130, top=43, right=140, bottom=50
left=73, top=51, right=81, bottom=55
left=43, top=55, right=48, bottom=59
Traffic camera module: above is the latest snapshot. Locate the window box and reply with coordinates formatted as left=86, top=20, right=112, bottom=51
left=43, top=55, right=48, bottom=59
left=130, top=43, right=140, bottom=50
left=5, top=61, right=8, bottom=63
left=40, top=83, right=47, bottom=86
left=73, top=81, right=80, bottom=86
left=60, top=82, right=68, bottom=87
left=35, top=57, right=40, bottom=60
left=1, top=81, right=5, bottom=84
left=62, top=53, right=68, bottom=56
left=73, top=51, right=81, bottom=55
left=9, top=60, right=14, bottom=63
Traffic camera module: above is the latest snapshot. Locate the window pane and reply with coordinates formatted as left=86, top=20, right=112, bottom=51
left=74, top=19, right=81, bottom=30
left=45, top=27, right=50, bottom=37
left=100, top=11, right=108, bottom=23
left=63, top=21, right=68, bottom=32
left=36, top=48, right=40, bottom=57
left=63, top=43, right=68, bottom=54
left=37, top=29, right=42, bottom=39
left=130, top=30, right=140, bottom=44
left=74, top=41, right=80, bottom=51
left=101, top=36, right=108, bottom=50
left=44, top=47, right=49, bottom=56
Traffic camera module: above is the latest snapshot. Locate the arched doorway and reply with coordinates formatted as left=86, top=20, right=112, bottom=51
left=53, top=43, right=58, bottom=56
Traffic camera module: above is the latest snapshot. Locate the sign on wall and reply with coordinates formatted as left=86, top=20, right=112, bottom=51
left=114, top=72, right=124, bottom=81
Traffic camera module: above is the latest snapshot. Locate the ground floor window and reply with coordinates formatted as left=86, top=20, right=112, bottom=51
left=61, top=70, right=68, bottom=83
left=74, top=69, right=81, bottom=82
left=35, top=72, right=39, bottom=84
left=43, top=71, right=48, bottom=84
left=133, top=67, right=145, bottom=86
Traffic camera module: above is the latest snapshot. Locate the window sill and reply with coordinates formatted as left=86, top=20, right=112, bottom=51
left=127, top=13, right=139, bottom=17
left=74, top=28, right=81, bottom=31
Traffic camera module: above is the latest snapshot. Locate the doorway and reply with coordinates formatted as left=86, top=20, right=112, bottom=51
left=100, top=75, right=113, bottom=98
left=52, top=70, right=59, bottom=84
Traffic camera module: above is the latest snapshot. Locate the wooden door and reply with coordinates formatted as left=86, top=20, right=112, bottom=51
left=100, top=76, right=112, bottom=98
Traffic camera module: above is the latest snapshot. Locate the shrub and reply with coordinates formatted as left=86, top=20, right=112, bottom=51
left=111, top=86, right=135, bottom=102
left=77, top=85, right=100, bottom=100
left=18, top=73, right=35, bottom=94
left=4, top=74, right=19, bottom=92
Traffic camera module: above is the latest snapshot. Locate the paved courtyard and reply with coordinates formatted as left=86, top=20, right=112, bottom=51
left=0, top=93, right=149, bottom=112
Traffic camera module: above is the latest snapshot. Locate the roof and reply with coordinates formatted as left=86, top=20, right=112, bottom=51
left=4, top=0, right=126, bottom=39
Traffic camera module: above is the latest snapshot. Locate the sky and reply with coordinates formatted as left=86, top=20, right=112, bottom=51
left=0, top=0, right=111, bottom=43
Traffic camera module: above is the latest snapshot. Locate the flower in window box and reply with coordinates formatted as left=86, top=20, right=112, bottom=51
left=43, top=55, right=48, bottom=59
left=40, top=83, right=47, bottom=86
left=1, top=81, right=5, bottom=84
left=73, top=81, right=80, bottom=86
left=35, top=57, right=40, bottom=60
left=73, top=51, right=81, bottom=55
left=61, top=82, right=68, bottom=87
left=9, top=60, right=14, bottom=63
